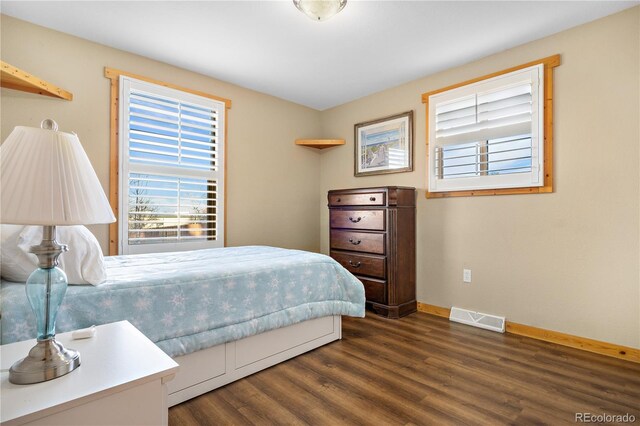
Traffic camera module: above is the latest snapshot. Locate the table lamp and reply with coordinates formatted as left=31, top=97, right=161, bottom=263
left=0, top=119, right=115, bottom=384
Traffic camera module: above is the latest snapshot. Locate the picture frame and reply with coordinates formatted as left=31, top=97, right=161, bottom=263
left=354, top=111, right=413, bottom=177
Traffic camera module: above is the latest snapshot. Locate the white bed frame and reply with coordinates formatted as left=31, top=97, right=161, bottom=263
left=167, top=315, right=342, bottom=406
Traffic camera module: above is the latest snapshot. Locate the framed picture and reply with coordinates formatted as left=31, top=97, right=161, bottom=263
left=354, top=111, right=413, bottom=177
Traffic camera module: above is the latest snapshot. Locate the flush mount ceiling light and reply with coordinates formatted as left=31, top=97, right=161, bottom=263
left=293, top=0, right=347, bottom=21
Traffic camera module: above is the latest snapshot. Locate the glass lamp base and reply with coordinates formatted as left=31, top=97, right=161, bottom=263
left=9, top=338, right=80, bottom=384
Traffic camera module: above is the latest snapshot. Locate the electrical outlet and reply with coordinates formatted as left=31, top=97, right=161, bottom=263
left=463, top=268, right=472, bottom=283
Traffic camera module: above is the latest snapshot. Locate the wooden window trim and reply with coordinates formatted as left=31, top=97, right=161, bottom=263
left=104, top=67, right=231, bottom=255
left=421, top=54, right=560, bottom=199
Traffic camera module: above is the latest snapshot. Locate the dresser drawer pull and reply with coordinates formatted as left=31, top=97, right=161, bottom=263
left=369, top=196, right=376, bottom=201
left=348, top=260, right=362, bottom=268
left=348, top=238, right=362, bottom=245
left=348, top=216, right=362, bottom=223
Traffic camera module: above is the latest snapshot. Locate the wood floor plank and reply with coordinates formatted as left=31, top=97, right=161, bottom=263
left=374, top=322, right=640, bottom=412
left=305, top=348, right=463, bottom=425
left=193, top=388, right=254, bottom=425
left=222, top=379, right=304, bottom=425
left=319, top=344, right=514, bottom=425
left=250, top=364, right=353, bottom=426
left=339, top=332, right=523, bottom=421
left=283, top=357, right=402, bottom=425
left=169, top=312, right=640, bottom=425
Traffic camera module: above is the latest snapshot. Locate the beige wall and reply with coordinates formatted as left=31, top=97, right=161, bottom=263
left=319, top=7, right=640, bottom=348
left=1, top=15, right=322, bottom=254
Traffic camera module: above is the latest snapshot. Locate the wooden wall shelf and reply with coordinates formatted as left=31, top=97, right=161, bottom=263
left=0, top=61, right=73, bottom=101
left=295, top=139, right=345, bottom=149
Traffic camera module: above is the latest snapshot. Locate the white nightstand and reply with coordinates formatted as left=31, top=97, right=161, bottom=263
left=1, top=321, right=179, bottom=426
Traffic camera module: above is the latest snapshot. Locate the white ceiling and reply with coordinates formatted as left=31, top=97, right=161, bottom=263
left=2, top=1, right=637, bottom=110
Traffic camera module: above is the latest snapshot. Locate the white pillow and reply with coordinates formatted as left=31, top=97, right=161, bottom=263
left=1, top=225, right=106, bottom=285
left=0, top=225, right=33, bottom=282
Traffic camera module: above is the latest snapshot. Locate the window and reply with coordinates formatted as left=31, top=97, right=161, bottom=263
left=422, top=55, right=559, bottom=197
left=117, top=76, right=226, bottom=254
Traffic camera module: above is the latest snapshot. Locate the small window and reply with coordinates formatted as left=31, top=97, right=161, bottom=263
left=118, top=76, right=225, bottom=254
left=423, top=56, right=559, bottom=197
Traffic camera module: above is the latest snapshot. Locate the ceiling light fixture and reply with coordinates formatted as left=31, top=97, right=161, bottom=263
left=293, top=0, right=347, bottom=22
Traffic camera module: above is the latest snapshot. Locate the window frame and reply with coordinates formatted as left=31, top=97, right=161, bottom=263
left=105, top=68, right=231, bottom=255
left=421, top=55, right=560, bottom=198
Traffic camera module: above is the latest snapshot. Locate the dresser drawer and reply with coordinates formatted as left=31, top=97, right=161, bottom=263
left=331, top=251, right=386, bottom=279
left=330, top=209, right=385, bottom=231
left=330, top=230, right=385, bottom=255
left=358, top=277, right=387, bottom=304
left=329, top=192, right=385, bottom=207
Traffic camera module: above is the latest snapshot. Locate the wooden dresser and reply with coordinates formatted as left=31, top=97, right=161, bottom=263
left=328, top=186, right=416, bottom=318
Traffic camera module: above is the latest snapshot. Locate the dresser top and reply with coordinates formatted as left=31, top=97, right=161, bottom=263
left=1, top=321, right=178, bottom=425
left=328, top=186, right=415, bottom=193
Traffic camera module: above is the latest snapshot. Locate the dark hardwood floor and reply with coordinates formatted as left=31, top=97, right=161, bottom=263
left=169, top=312, right=640, bottom=425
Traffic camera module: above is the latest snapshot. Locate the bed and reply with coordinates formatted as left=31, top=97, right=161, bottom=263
left=0, top=245, right=365, bottom=405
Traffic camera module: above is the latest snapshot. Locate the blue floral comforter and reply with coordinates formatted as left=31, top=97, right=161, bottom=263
left=1, top=246, right=365, bottom=357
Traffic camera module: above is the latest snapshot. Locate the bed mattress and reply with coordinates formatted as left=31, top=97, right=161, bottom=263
left=1, top=246, right=365, bottom=357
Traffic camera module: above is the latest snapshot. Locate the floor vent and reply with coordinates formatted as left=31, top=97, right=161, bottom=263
left=449, top=307, right=505, bottom=333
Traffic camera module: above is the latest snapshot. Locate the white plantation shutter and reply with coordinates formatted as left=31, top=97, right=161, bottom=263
left=128, top=90, right=219, bottom=171
left=436, top=86, right=532, bottom=145
left=119, top=77, right=225, bottom=254
left=127, top=173, right=218, bottom=244
left=428, top=64, right=543, bottom=192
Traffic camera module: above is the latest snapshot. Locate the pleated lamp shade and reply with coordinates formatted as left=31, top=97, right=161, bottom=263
left=0, top=122, right=115, bottom=225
